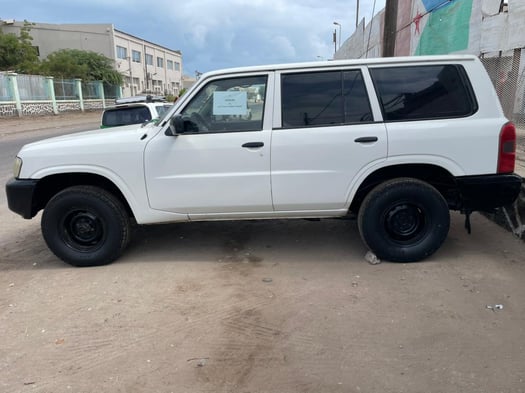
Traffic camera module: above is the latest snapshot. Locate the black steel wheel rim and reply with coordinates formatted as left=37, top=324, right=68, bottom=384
left=383, top=203, right=427, bottom=243
left=60, top=209, right=105, bottom=252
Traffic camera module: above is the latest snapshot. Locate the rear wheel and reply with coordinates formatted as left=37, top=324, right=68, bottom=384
left=358, top=178, right=450, bottom=262
left=41, top=186, right=130, bottom=267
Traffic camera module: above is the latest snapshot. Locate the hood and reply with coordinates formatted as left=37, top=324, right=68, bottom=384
left=22, top=124, right=144, bottom=150
left=17, top=122, right=159, bottom=179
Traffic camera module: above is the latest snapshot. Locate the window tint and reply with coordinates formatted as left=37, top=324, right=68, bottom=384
left=179, top=75, right=267, bottom=133
left=102, top=107, right=152, bottom=127
left=281, top=70, right=372, bottom=128
left=370, top=65, right=476, bottom=121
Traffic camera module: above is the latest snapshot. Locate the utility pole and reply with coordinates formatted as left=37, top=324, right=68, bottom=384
left=382, top=0, right=398, bottom=57
left=333, top=29, right=337, bottom=58
left=356, top=0, right=360, bottom=28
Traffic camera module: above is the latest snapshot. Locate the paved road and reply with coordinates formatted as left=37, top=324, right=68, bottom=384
left=1, top=115, right=524, bottom=393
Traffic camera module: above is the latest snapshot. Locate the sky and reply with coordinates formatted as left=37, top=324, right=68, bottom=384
left=2, top=0, right=386, bottom=76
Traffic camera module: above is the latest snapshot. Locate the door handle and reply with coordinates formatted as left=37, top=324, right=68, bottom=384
left=242, top=142, right=264, bottom=148
left=354, top=136, right=378, bottom=143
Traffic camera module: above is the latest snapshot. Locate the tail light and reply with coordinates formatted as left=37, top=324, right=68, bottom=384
left=497, top=122, right=516, bottom=173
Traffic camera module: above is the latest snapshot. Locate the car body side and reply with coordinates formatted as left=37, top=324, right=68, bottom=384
left=9, top=55, right=521, bottom=226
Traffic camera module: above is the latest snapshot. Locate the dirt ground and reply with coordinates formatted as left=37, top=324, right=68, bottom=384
left=1, top=113, right=525, bottom=393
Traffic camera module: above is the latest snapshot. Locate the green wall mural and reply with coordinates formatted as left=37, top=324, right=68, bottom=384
left=415, top=0, right=473, bottom=55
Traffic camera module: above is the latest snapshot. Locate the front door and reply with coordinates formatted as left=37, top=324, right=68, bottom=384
left=144, top=73, right=273, bottom=215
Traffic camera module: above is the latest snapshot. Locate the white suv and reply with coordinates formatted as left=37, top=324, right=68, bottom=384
left=100, top=95, right=172, bottom=128
left=6, top=55, right=522, bottom=266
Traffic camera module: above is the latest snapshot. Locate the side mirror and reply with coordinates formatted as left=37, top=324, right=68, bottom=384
left=166, top=115, right=185, bottom=136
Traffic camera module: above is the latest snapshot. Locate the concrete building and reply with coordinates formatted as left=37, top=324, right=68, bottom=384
left=1, top=20, right=183, bottom=97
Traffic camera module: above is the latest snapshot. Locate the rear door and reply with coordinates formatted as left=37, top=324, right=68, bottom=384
left=270, top=67, right=387, bottom=211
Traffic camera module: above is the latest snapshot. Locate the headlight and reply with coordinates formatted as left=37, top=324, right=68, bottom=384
left=13, top=157, right=22, bottom=178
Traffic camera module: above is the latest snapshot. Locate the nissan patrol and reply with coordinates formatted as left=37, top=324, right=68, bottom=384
left=6, top=55, right=522, bottom=266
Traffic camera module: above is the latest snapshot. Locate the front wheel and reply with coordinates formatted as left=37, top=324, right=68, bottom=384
left=358, top=178, right=450, bottom=262
left=41, top=186, right=130, bottom=267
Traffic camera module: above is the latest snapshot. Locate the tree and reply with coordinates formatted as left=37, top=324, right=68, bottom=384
left=0, top=20, right=40, bottom=73
left=40, top=49, right=123, bottom=85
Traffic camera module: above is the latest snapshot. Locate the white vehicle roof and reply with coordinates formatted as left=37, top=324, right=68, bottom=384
left=201, top=54, right=479, bottom=78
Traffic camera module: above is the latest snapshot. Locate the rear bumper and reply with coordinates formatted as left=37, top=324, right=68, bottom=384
left=456, top=173, right=522, bottom=211
left=5, top=178, right=39, bottom=219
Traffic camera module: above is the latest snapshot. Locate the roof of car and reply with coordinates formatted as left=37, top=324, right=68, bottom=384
left=201, top=54, right=479, bottom=79
left=115, top=95, right=167, bottom=105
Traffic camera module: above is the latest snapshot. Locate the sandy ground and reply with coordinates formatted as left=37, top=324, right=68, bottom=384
left=0, top=113, right=524, bottom=393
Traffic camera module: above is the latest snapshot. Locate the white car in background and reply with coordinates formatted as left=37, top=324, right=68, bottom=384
left=101, top=95, right=172, bottom=128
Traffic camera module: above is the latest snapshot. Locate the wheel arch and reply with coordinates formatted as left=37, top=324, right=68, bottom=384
left=349, top=163, right=459, bottom=213
left=33, top=173, right=135, bottom=219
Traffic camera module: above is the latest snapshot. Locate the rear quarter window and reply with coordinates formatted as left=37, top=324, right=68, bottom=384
left=369, top=65, right=478, bottom=121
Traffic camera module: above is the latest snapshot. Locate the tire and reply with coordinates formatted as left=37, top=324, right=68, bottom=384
left=41, top=186, right=130, bottom=267
left=357, top=178, right=450, bottom=262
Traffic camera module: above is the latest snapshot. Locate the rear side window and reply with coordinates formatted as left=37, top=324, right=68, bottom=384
left=369, top=65, right=477, bottom=121
left=281, top=70, right=372, bottom=128
left=102, top=106, right=152, bottom=127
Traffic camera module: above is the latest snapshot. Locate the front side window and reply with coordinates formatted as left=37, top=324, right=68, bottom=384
left=281, top=70, right=372, bottom=128
left=157, top=57, right=164, bottom=68
left=175, top=62, right=180, bottom=71
left=370, top=65, right=477, bottom=121
left=145, top=54, right=153, bottom=66
left=179, top=75, right=268, bottom=133
left=167, top=60, right=173, bottom=70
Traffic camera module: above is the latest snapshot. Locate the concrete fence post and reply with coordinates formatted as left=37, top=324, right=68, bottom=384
left=45, top=76, right=58, bottom=115
left=97, top=81, right=106, bottom=109
left=75, top=79, right=84, bottom=112
left=7, top=73, right=22, bottom=117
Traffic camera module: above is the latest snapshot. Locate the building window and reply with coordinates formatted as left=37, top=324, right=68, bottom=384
left=116, top=46, right=127, bottom=59
left=167, top=60, right=173, bottom=70
left=132, top=50, right=141, bottom=63
left=157, top=57, right=164, bottom=68
left=145, top=54, right=153, bottom=66
left=174, top=62, right=180, bottom=71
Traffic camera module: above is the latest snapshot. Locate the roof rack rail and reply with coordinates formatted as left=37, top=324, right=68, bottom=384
left=115, top=95, right=167, bottom=104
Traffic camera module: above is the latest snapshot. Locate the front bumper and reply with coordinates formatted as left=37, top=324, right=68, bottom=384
left=456, top=173, right=523, bottom=211
left=5, top=178, right=39, bottom=219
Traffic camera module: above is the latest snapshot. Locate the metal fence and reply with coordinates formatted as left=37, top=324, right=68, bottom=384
left=81, top=81, right=99, bottom=100
left=0, top=74, right=12, bottom=100
left=54, top=79, right=78, bottom=100
left=480, top=53, right=525, bottom=125
left=17, top=74, right=49, bottom=101
left=0, top=73, right=122, bottom=117
left=103, top=83, right=119, bottom=100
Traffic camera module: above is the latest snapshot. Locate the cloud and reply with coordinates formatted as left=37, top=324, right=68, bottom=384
left=2, top=0, right=385, bottom=74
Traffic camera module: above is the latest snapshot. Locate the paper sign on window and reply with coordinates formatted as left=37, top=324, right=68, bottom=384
left=213, top=91, right=248, bottom=116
